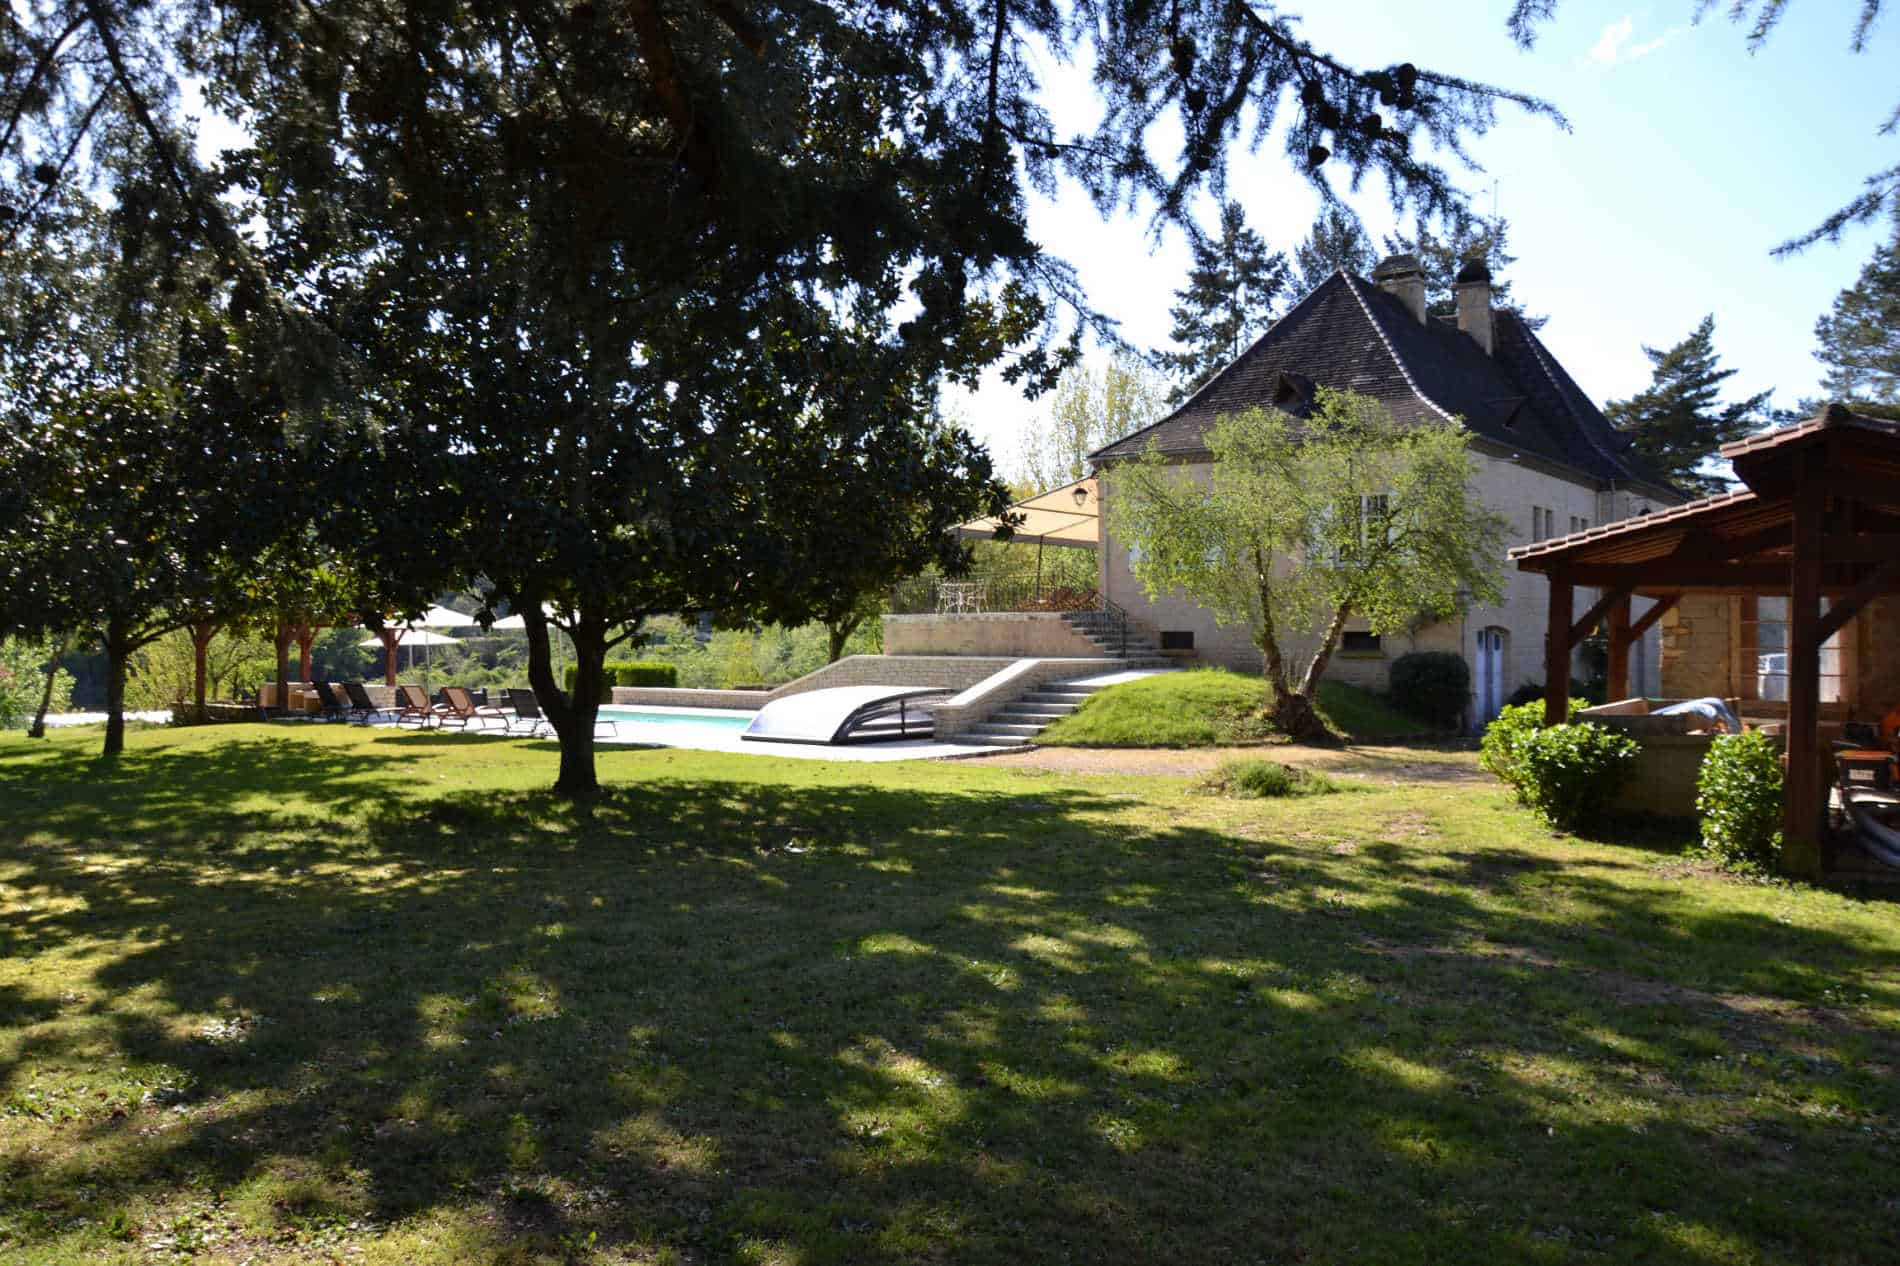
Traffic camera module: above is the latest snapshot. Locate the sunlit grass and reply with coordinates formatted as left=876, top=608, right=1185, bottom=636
left=2, top=722, right=1898, bottom=1263
left=1037, top=669, right=1432, bottom=746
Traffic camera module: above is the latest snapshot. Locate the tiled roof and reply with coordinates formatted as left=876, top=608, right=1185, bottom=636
left=1090, top=270, right=1684, bottom=499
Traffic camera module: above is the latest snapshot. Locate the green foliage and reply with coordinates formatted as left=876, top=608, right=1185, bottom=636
left=1479, top=698, right=1584, bottom=799
left=1812, top=217, right=1900, bottom=409
left=1291, top=206, right=1376, bottom=299
left=1387, top=651, right=1471, bottom=730
left=610, top=662, right=679, bottom=689
left=1695, top=731, right=1786, bottom=873
left=0, top=639, right=72, bottom=727
left=1036, top=669, right=1425, bottom=747
left=1514, top=722, right=1640, bottom=833
left=1013, top=354, right=1164, bottom=491
left=1201, top=758, right=1344, bottom=798
left=1382, top=213, right=1542, bottom=327
left=1107, top=389, right=1507, bottom=733
left=1155, top=202, right=1289, bottom=400
left=1606, top=315, right=1769, bottom=497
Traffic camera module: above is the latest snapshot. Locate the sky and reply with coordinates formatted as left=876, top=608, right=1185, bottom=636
left=955, top=2, right=1900, bottom=476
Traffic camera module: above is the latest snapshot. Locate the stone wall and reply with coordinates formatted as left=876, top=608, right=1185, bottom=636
left=763, top=654, right=1024, bottom=702
left=1660, top=596, right=1732, bottom=698
left=882, top=612, right=1106, bottom=659
left=609, top=687, right=768, bottom=710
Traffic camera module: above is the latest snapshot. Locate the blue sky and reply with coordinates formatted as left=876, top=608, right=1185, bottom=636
left=957, top=2, right=1899, bottom=471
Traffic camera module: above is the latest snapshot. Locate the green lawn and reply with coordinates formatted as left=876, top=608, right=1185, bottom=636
left=1037, top=668, right=1433, bottom=746
left=3, top=724, right=1899, bottom=1264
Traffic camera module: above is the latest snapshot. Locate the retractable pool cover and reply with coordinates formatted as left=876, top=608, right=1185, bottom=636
left=741, top=686, right=950, bottom=745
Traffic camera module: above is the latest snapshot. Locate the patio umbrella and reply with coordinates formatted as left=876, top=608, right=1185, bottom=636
left=359, top=630, right=461, bottom=675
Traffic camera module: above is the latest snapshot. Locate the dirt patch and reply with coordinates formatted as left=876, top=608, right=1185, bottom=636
left=987, top=743, right=1488, bottom=785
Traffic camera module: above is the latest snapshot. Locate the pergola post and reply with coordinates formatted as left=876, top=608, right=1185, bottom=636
left=1783, top=466, right=1825, bottom=879
left=1544, top=574, right=1574, bottom=726
left=1605, top=594, right=1633, bottom=702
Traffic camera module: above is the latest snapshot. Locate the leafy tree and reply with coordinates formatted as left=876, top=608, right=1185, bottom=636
left=1291, top=206, right=1377, bottom=299
left=0, top=638, right=72, bottom=728
left=1155, top=202, right=1290, bottom=400
left=3, top=1, right=1565, bottom=795
left=1813, top=217, right=1900, bottom=409
left=1107, top=389, right=1506, bottom=740
left=1016, top=354, right=1166, bottom=490
left=1383, top=213, right=1542, bottom=327
left=1606, top=315, right=1769, bottom=497
left=1508, top=1, right=1897, bottom=252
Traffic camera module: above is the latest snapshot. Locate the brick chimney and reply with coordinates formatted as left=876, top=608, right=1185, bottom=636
left=1370, top=253, right=1427, bottom=324
left=1454, top=256, right=1495, bottom=356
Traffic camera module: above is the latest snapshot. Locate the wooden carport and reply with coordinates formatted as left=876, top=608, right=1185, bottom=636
left=1511, top=406, right=1900, bottom=878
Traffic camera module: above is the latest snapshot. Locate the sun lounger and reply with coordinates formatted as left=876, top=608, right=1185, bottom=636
left=394, top=684, right=444, bottom=728
left=500, top=689, right=617, bottom=738
left=310, top=680, right=348, bottom=722
left=341, top=681, right=386, bottom=724
left=439, top=686, right=509, bottom=731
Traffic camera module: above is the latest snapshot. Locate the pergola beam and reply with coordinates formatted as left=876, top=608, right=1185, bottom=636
left=1569, top=584, right=1634, bottom=645
left=1627, top=593, right=1681, bottom=639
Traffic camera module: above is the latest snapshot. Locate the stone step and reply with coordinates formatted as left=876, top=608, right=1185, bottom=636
left=998, top=706, right=1075, bottom=722
left=1021, top=690, right=1094, bottom=706
left=957, top=732, right=1032, bottom=747
left=968, top=721, right=1045, bottom=737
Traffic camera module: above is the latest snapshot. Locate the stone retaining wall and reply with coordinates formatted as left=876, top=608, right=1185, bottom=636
left=882, top=612, right=1106, bottom=658
left=763, top=655, right=1027, bottom=702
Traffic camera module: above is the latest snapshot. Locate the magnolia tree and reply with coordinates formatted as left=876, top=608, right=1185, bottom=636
left=1106, top=389, right=1506, bottom=739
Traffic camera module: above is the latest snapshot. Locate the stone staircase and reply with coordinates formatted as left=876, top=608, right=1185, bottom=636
left=957, top=679, right=1106, bottom=748
left=1058, top=611, right=1174, bottom=667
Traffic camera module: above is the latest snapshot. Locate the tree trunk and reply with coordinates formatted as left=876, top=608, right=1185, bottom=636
left=27, top=633, right=67, bottom=739
left=191, top=622, right=217, bottom=708
left=1272, top=601, right=1354, bottom=746
left=274, top=623, right=292, bottom=713
left=826, top=613, right=862, bottom=663
left=524, top=604, right=604, bottom=800
left=103, top=622, right=129, bottom=757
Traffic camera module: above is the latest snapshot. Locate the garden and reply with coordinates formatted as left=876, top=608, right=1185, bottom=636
left=3, top=721, right=1898, bottom=1264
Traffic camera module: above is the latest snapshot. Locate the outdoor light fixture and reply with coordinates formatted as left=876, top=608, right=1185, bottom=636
left=1072, top=484, right=1089, bottom=508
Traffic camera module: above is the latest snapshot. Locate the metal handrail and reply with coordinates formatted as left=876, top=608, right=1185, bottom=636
left=888, top=574, right=1104, bottom=616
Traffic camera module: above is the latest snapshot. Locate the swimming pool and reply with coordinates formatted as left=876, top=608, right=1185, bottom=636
left=597, top=705, right=754, bottom=732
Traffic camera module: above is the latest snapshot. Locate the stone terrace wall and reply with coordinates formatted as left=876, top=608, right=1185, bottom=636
left=764, top=655, right=1024, bottom=702
left=609, top=687, right=769, bottom=710
left=882, top=613, right=1106, bottom=659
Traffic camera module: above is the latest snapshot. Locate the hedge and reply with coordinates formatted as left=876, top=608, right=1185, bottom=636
left=562, top=661, right=680, bottom=701
left=1387, top=651, right=1470, bottom=730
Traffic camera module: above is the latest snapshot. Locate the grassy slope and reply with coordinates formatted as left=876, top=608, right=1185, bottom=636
left=1037, top=668, right=1431, bottom=746
left=2, top=724, right=1898, bottom=1264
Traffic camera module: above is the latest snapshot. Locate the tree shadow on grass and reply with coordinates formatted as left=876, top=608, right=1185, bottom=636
left=2, top=757, right=1899, bottom=1262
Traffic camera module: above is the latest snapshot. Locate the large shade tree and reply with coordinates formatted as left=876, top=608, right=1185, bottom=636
left=1810, top=216, right=1900, bottom=416
left=1154, top=201, right=1289, bottom=401
left=1607, top=315, right=1769, bottom=497
left=4, top=1, right=1564, bottom=793
left=1106, top=389, right=1507, bottom=739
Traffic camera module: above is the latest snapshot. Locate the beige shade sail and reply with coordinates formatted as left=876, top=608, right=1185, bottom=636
left=955, top=476, right=1099, bottom=548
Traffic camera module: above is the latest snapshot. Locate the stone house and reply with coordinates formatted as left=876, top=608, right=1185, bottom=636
left=1087, top=253, right=1687, bottom=722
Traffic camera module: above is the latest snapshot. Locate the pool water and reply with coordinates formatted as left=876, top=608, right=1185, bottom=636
left=598, top=707, right=754, bottom=732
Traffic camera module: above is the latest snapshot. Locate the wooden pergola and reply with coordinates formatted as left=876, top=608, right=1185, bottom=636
left=1512, top=406, right=1900, bottom=878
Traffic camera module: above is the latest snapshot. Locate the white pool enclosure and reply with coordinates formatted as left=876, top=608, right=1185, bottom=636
left=741, top=686, right=949, bottom=745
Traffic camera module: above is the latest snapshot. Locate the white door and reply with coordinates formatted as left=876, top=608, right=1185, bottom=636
left=1476, top=627, right=1509, bottom=724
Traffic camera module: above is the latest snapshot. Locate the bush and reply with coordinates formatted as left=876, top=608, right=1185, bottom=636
left=1696, top=731, right=1784, bottom=873
left=1505, top=680, right=1605, bottom=710
left=1387, top=652, right=1470, bottom=730
left=1201, top=758, right=1343, bottom=798
left=1514, top=723, right=1640, bottom=833
left=1479, top=698, right=1583, bottom=800
left=563, top=661, right=681, bottom=700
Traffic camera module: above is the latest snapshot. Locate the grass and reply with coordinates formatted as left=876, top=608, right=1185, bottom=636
left=1036, top=668, right=1433, bottom=746
left=3, top=722, right=1900, bottom=1264
left=1200, top=757, right=1347, bottom=798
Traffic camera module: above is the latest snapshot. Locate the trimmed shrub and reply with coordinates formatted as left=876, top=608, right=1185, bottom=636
left=1201, top=758, right=1343, bottom=798
left=609, top=661, right=678, bottom=688
left=562, top=661, right=682, bottom=701
left=1479, top=698, right=1583, bottom=801
left=1695, top=731, right=1784, bottom=873
left=1387, top=652, right=1470, bottom=730
left=1515, top=722, right=1640, bottom=833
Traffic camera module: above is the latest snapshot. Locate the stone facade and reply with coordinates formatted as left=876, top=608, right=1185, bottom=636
left=1096, top=446, right=1668, bottom=719
left=1660, top=593, right=1900, bottom=719
left=882, top=612, right=1105, bottom=659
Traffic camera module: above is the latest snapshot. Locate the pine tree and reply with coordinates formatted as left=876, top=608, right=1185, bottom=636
left=1155, top=202, right=1290, bottom=402
left=1813, top=218, right=1900, bottom=410
left=1290, top=206, right=1376, bottom=299
left=1383, top=214, right=1543, bottom=328
left=1606, top=315, right=1769, bottom=498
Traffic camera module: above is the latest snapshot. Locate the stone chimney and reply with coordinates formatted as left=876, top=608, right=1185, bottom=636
left=1454, top=256, right=1495, bottom=356
left=1370, top=253, right=1427, bottom=324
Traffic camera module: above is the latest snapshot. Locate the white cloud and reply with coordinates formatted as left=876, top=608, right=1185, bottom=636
left=1577, top=17, right=1681, bottom=68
